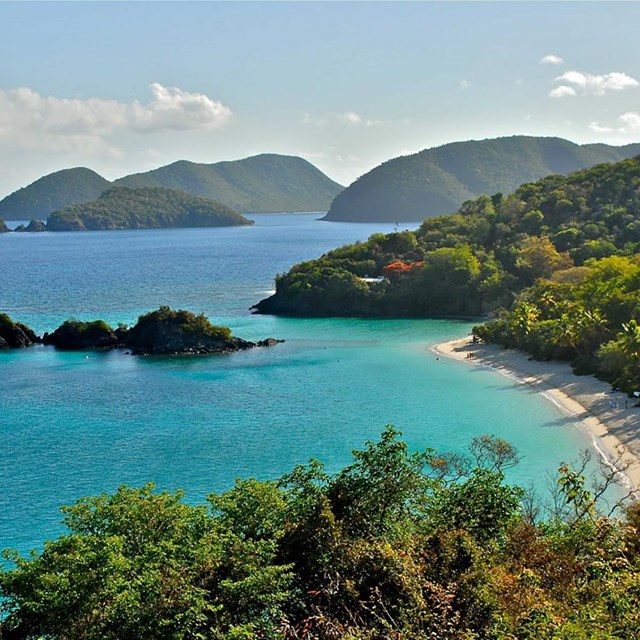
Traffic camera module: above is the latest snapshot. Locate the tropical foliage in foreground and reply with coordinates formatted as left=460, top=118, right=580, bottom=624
left=255, top=156, right=640, bottom=317
left=2, top=427, right=639, bottom=639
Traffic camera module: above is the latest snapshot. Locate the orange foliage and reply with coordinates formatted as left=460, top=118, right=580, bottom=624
left=382, top=261, right=425, bottom=277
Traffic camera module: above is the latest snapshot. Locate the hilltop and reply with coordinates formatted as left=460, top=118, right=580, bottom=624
left=323, top=136, right=640, bottom=222
left=116, top=153, right=343, bottom=213
left=46, top=186, right=252, bottom=231
left=0, top=168, right=111, bottom=221
left=0, top=154, right=344, bottom=220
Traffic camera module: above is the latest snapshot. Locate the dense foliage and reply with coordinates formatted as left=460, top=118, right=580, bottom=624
left=0, top=313, right=40, bottom=349
left=0, top=168, right=110, bottom=220
left=115, top=153, right=343, bottom=213
left=1, top=427, right=638, bottom=639
left=46, top=186, right=252, bottom=231
left=36, top=307, right=248, bottom=354
left=256, top=156, right=640, bottom=322
left=323, top=136, right=640, bottom=222
left=474, top=255, right=640, bottom=394
left=126, top=306, right=234, bottom=354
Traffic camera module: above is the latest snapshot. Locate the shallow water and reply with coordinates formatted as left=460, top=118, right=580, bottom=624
left=0, top=214, right=600, bottom=554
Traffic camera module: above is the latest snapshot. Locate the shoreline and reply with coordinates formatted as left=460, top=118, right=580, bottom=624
left=432, top=336, right=640, bottom=493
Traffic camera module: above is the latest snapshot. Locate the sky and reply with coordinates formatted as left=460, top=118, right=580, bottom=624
left=1, top=1, right=640, bottom=196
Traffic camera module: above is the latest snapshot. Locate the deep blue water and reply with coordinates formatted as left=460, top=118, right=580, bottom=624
left=1, top=214, right=597, bottom=555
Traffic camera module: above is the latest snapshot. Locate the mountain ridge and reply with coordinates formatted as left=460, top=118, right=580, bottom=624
left=322, top=136, right=640, bottom=222
left=0, top=154, right=344, bottom=220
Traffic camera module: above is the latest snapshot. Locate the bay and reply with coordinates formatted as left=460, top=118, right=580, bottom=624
left=1, top=214, right=595, bottom=554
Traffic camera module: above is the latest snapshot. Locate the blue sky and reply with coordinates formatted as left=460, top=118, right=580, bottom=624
left=1, top=1, right=640, bottom=195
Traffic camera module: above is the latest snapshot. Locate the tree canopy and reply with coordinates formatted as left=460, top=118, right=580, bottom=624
left=2, top=427, right=638, bottom=639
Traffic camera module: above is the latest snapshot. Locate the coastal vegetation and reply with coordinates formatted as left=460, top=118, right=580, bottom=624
left=38, top=307, right=281, bottom=355
left=323, top=136, right=640, bottom=222
left=474, top=255, right=640, bottom=394
left=46, top=187, right=252, bottom=231
left=256, top=159, right=629, bottom=300
left=0, top=154, right=343, bottom=220
left=1, top=427, right=638, bottom=639
left=0, top=313, right=40, bottom=349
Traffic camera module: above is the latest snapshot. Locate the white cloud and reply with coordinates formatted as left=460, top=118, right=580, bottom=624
left=338, top=111, right=364, bottom=125
left=459, top=79, right=471, bottom=90
left=540, top=54, right=564, bottom=65
left=589, top=121, right=613, bottom=133
left=618, top=112, right=640, bottom=133
left=550, top=85, right=577, bottom=99
left=303, top=111, right=381, bottom=127
left=0, top=83, right=232, bottom=153
left=553, top=70, right=639, bottom=96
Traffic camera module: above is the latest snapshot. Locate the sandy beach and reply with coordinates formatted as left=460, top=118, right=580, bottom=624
left=433, top=336, right=640, bottom=492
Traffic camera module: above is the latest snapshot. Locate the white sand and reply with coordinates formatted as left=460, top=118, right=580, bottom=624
left=432, top=337, right=640, bottom=491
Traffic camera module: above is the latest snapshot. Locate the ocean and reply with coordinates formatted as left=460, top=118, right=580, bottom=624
left=1, top=214, right=596, bottom=554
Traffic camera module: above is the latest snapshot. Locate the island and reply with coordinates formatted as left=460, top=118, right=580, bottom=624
left=45, top=186, right=253, bottom=231
left=0, top=154, right=344, bottom=220
left=0, top=218, right=8, bottom=233
left=14, top=220, right=46, bottom=232
left=42, top=307, right=283, bottom=355
left=0, top=314, right=40, bottom=348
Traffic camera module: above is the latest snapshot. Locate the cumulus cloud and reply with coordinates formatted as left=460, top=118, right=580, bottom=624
left=0, top=83, right=232, bottom=153
left=618, top=112, right=640, bottom=133
left=589, top=121, right=613, bottom=133
left=550, top=85, right=577, bottom=98
left=552, top=70, right=639, bottom=96
left=540, top=54, right=564, bottom=65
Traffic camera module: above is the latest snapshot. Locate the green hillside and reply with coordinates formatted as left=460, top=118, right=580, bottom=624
left=323, top=136, right=640, bottom=222
left=0, top=168, right=111, bottom=220
left=255, top=155, right=640, bottom=317
left=257, top=155, right=640, bottom=391
left=46, top=186, right=252, bottom=231
left=116, top=153, right=344, bottom=212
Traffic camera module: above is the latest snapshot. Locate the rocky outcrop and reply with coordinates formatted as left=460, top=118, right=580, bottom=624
left=41, top=307, right=283, bottom=355
left=0, top=314, right=40, bottom=348
left=0, top=219, right=8, bottom=233
left=42, top=320, right=122, bottom=350
left=14, top=220, right=46, bottom=232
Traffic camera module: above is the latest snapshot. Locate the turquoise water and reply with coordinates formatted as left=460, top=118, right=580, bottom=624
left=1, top=215, right=594, bottom=555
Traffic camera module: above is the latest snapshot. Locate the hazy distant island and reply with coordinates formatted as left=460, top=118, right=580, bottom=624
left=322, top=136, right=640, bottom=223
left=2, top=307, right=282, bottom=355
left=45, top=186, right=252, bottom=231
left=14, top=220, right=46, bottom=232
left=0, top=153, right=344, bottom=220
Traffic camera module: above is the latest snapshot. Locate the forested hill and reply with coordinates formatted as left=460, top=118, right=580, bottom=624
left=46, top=186, right=252, bottom=231
left=255, top=155, right=640, bottom=318
left=0, top=154, right=343, bottom=220
left=115, top=154, right=343, bottom=213
left=0, top=168, right=111, bottom=220
left=322, top=136, right=640, bottom=222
